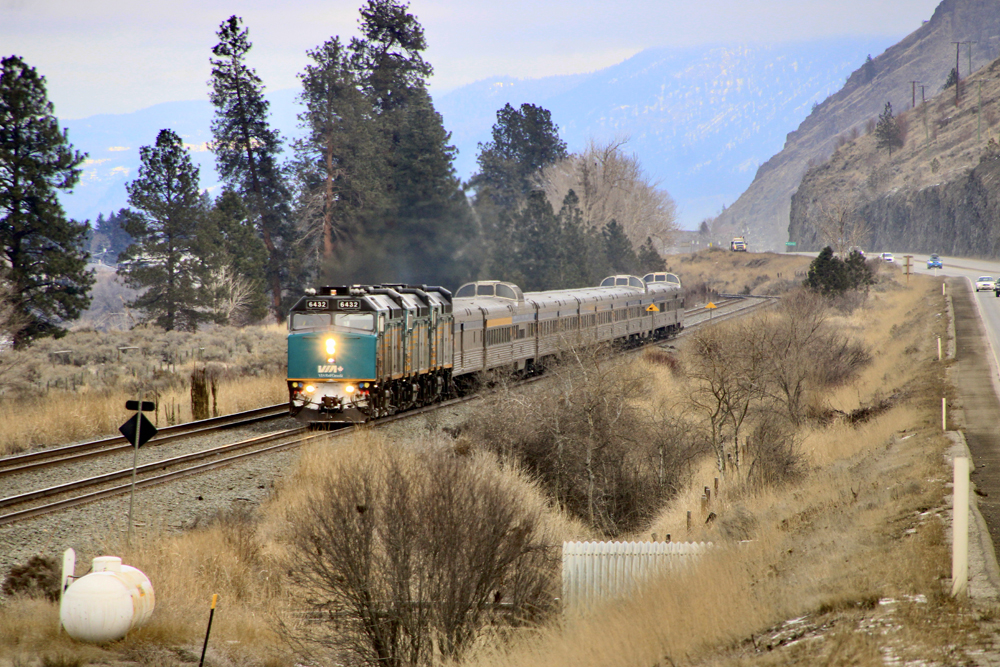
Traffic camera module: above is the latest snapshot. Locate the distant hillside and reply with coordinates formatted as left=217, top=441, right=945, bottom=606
left=713, top=0, right=1000, bottom=251
left=437, top=39, right=894, bottom=228
left=788, top=54, right=1000, bottom=257
left=60, top=39, right=892, bottom=230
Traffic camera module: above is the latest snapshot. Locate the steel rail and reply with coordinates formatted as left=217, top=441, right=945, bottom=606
left=0, top=403, right=288, bottom=472
left=0, top=394, right=489, bottom=525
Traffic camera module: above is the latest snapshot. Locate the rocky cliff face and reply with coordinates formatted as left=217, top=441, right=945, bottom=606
left=788, top=52, right=1000, bottom=257
left=790, top=153, right=1000, bottom=256
left=713, top=0, right=1000, bottom=251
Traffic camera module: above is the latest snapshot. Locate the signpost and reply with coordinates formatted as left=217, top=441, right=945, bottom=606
left=785, top=241, right=797, bottom=253
left=119, top=395, right=157, bottom=546
left=706, top=302, right=718, bottom=322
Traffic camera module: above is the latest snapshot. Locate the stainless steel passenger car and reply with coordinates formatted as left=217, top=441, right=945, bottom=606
left=452, top=274, right=684, bottom=376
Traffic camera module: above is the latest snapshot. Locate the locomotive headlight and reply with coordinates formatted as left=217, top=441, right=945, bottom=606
left=305, top=384, right=316, bottom=393
left=344, top=384, right=355, bottom=394
left=325, top=338, right=336, bottom=355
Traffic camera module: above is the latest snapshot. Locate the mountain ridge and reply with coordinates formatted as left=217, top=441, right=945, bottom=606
left=712, top=0, right=1000, bottom=251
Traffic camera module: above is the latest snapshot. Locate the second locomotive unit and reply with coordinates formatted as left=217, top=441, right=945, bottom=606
left=287, top=273, right=684, bottom=424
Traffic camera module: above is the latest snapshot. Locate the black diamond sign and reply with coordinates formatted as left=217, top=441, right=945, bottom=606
left=119, top=413, right=157, bottom=448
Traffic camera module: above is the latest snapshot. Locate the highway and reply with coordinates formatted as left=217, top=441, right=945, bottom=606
left=905, top=254, right=1000, bottom=374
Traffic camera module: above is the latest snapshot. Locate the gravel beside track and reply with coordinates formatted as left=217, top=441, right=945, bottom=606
left=0, top=401, right=474, bottom=589
left=0, top=416, right=304, bottom=587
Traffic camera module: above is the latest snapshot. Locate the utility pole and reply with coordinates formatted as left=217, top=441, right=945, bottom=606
left=963, top=41, right=977, bottom=81
left=911, top=80, right=919, bottom=109
left=979, top=80, right=983, bottom=142
left=954, top=41, right=962, bottom=106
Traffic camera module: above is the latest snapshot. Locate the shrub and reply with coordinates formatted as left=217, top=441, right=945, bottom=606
left=463, top=349, right=702, bottom=536
left=2, top=555, right=60, bottom=602
left=285, top=446, right=557, bottom=666
left=803, top=247, right=874, bottom=297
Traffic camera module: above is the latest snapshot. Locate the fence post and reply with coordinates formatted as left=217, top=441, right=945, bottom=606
left=686, top=511, right=691, bottom=533
left=942, top=397, right=947, bottom=431
left=952, top=457, right=969, bottom=597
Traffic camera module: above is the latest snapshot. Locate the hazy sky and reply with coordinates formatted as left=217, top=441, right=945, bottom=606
left=3, top=0, right=942, bottom=119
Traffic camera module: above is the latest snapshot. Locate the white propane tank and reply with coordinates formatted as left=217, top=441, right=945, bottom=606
left=60, top=556, right=155, bottom=643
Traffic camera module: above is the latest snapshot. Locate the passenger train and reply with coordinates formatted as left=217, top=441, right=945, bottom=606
left=286, top=273, right=684, bottom=424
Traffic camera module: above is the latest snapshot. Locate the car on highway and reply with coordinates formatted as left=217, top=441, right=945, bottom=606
left=976, top=276, right=996, bottom=291
left=879, top=252, right=895, bottom=263
left=927, top=254, right=943, bottom=269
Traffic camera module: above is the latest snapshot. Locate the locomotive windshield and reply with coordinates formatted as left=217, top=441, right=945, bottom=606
left=291, top=312, right=376, bottom=332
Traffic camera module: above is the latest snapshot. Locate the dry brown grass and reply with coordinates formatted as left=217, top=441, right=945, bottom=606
left=454, top=274, right=985, bottom=666
left=666, top=249, right=813, bottom=303
left=2, top=272, right=984, bottom=666
left=0, top=371, right=287, bottom=456
left=0, top=322, right=288, bottom=456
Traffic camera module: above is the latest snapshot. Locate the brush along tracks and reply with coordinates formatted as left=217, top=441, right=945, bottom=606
left=0, top=295, right=771, bottom=527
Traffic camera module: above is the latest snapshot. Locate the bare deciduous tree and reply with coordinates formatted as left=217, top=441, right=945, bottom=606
left=815, top=196, right=870, bottom=257
left=207, top=264, right=258, bottom=325
left=761, top=290, right=831, bottom=426
left=286, top=446, right=556, bottom=666
left=538, top=137, right=678, bottom=252
left=685, top=316, right=772, bottom=475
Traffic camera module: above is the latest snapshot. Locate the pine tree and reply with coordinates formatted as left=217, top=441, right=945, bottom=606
left=472, top=103, right=568, bottom=210
left=210, top=15, right=296, bottom=320
left=0, top=56, right=92, bottom=347
left=350, top=0, right=432, bottom=113
left=295, top=36, right=386, bottom=266
left=204, top=190, right=269, bottom=324
left=557, top=189, right=595, bottom=288
left=512, top=190, right=562, bottom=291
left=383, top=87, right=473, bottom=287
left=118, top=129, right=208, bottom=331
left=294, top=1, right=473, bottom=288
left=875, top=102, right=904, bottom=156
left=804, top=246, right=849, bottom=295
left=637, top=237, right=666, bottom=273
left=943, top=67, right=959, bottom=90
left=602, top=220, right=638, bottom=275
left=843, top=248, right=874, bottom=291
left=861, top=55, right=876, bottom=84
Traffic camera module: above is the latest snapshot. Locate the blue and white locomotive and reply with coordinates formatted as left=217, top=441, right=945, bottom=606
left=287, top=273, right=683, bottom=424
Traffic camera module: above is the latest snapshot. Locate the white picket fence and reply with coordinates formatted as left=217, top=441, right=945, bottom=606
left=561, top=540, right=712, bottom=611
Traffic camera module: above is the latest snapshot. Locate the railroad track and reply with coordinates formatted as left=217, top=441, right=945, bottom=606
left=0, top=295, right=771, bottom=527
left=0, top=403, right=289, bottom=478
left=0, top=394, right=485, bottom=526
